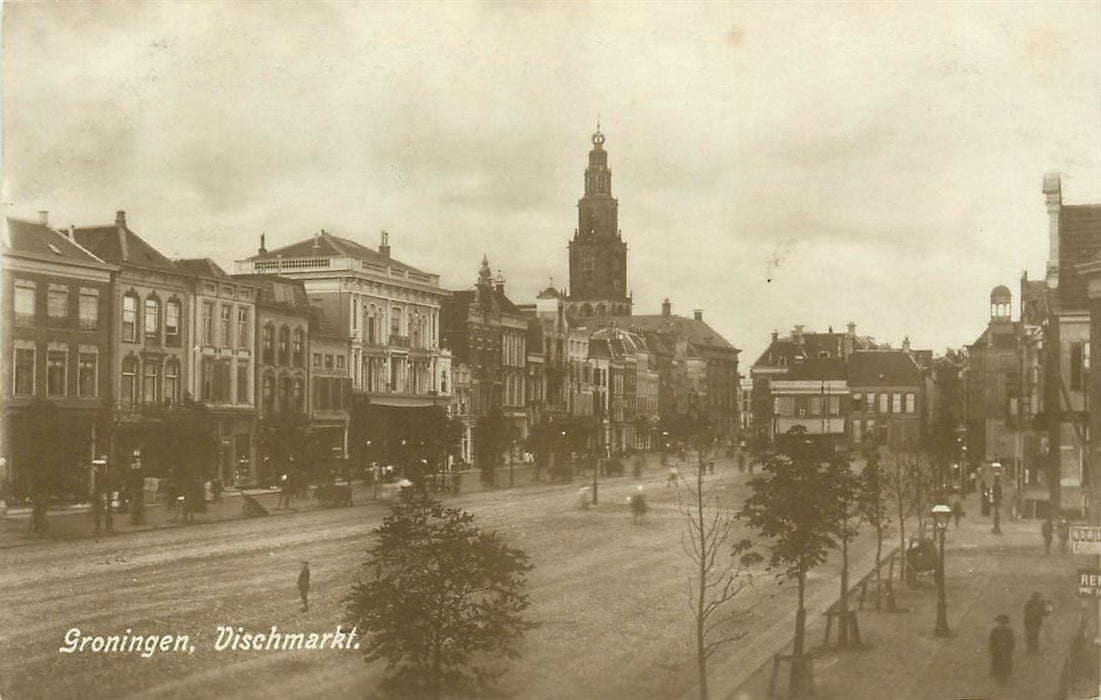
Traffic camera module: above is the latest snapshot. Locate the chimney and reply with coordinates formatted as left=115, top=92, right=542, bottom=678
left=693, top=309, right=703, bottom=321
left=1044, top=172, right=1062, bottom=289
left=68, top=225, right=76, bottom=241
left=847, top=322, right=856, bottom=337
left=37, top=210, right=49, bottom=226
left=116, top=210, right=129, bottom=259
left=380, top=230, right=391, bottom=259
left=312, top=231, right=321, bottom=250
left=495, top=269, right=505, bottom=294
left=115, top=210, right=126, bottom=227
left=771, top=330, right=779, bottom=343
left=662, top=299, right=671, bottom=317
left=793, top=324, right=804, bottom=345
left=259, top=233, right=267, bottom=255
left=902, top=336, right=911, bottom=352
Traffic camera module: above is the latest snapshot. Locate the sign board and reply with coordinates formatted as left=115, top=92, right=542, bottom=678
left=1079, top=569, right=1101, bottom=598
left=1070, top=526, right=1101, bottom=555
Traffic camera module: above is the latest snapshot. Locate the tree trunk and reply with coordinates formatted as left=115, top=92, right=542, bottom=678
left=695, top=463, right=708, bottom=700
left=874, top=521, right=884, bottom=610
left=791, top=570, right=807, bottom=698
left=896, top=466, right=907, bottom=581
left=839, top=534, right=850, bottom=646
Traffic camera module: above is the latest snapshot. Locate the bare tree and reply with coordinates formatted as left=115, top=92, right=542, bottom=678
left=680, top=461, right=753, bottom=700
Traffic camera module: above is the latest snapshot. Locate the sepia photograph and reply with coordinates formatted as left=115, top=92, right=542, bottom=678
left=1, top=1, right=1099, bottom=699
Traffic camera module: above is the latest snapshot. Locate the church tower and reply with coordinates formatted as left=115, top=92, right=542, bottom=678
left=566, top=126, right=631, bottom=318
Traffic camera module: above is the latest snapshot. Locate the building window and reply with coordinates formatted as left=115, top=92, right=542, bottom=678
left=281, top=376, right=293, bottom=413
left=215, top=359, right=231, bottom=403
left=220, top=305, right=232, bottom=347
left=892, top=393, right=902, bottom=414
left=293, top=377, right=304, bottom=413
left=262, top=325, right=274, bottom=364
left=14, top=280, right=36, bottom=326
left=851, top=392, right=862, bottom=411
left=293, top=329, right=304, bottom=367
left=79, top=289, right=99, bottom=330
left=202, top=302, right=215, bottom=345
left=14, top=346, right=35, bottom=396
left=121, top=357, right=138, bottom=407
left=143, top=361, right=160, bottom=403
left=325, top=354, right=334, bottom=369
left=391, top=308, right=402, bottom=340
left=144, top=297, right=160, bottom=338
left=336, top=355, right=345, bottom=370
left=237, top=359, right=249, bottom=404
left=878, top=393, right=888, bottom=413
left=278, top=326, right=290, bottom=366
left=367, top=309, right=377, bottom=344
left=122, top=294, right=138, bottom=341
left=48, top=285, right=69, bottom=325
left=46, top=349, right=67, bottom=396
left=1071, top=342, right=1086, bottom=391
left=313, top=352, right=322, bottom=368
left=165, top=299, right=180, bottom=343
left=829, top=396, right=840, bottom=416
left=201, top=357, right=214, bottom=402
left=164, top=360, right=179, bottom=405
left=262, top=374, right=275, bottom=414
left=78, top=352, right=98, bottom=397
left=237, top=307, right=249, bottom=348
left=905, top=393, right=916, bottom=414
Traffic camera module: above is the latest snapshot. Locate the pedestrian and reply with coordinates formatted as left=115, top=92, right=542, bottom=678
left=1057, top=518, right=1071, bottom=554
left=370, top=463, right=381, bottom=499
left=298, top=561, right=311, bottom=612
left=989, top=614, right=1015, bottom=681
left=212, top=477, right=223, bottom=505
left=667, top=465, right=679, bottom=488
left=1023, top=592, right=1052, bottom=653
left=629, top=486, right=648, bottom=525
left=951, top=500, right=964, bottom=528
left=1041, top=518, right=1054, bottom=554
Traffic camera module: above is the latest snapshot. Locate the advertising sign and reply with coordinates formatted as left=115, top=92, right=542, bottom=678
left=1070, top=526, right=1101, bottom=556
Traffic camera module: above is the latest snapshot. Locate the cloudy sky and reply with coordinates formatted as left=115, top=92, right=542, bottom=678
left=4, top=1, right=1100, bottom=363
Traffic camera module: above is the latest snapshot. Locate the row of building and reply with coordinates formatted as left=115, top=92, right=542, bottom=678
left=1, top=128, right=740, bottom=500
left=962, top=173, right=1101, bottom=518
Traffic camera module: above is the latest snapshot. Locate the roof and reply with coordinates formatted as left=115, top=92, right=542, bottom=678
left=537, top=285, right=564, bottom=299
left=847, top=351, right=924, bottom=387
left=3, top=218, right=112, bottom=270
left=232, top=274, right=312, bottom=311
left=782, top=357, right=847, bottom=381
left=990, top=284, right=1011, bottom=299
left=176, top=257, right=231, bottom=279
left=752, top=331, right=876, bottom=369
left=245, top=231, right=430, bottom=277
left=72, top=219, right=178, bottom=273
left=605, top=314, right=738, bottom=354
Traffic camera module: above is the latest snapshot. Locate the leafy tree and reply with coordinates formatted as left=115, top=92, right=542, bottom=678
left=680, top=461, right=753, bottom=699
left=257, top=412, right=313, bottom=486
left=474, top=408, right=512, bottom=486
left=829, top=455, right=863, bottom=647
left=736, top=441, right=850, bottom=698
left=345, top=495, right=536, bottom=698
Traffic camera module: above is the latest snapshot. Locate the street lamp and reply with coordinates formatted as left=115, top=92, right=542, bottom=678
left=931, top=503, right=952, bottom=637
left=991, top=460, right=1003, bottom=535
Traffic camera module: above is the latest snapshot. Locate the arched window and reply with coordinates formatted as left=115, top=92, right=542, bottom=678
left=352, top=298, right=359, bottom=331
left=292, top=328, right=305, bottom=367
left=144, top=297, right=160, bottom=339
left=280, top=376, right=293, bottom=413
left=164, top=359, right=179, bottom=405
left=121, top=356, right=138, bottom=407
left=262, top=373, right=275, bottom=414
left=278, top=326, right=290, bottom=366
left=262, top=324, right=274, bottom=364
left=122, top=293, right=139, bottom=342
left=580, top=303, right=592, bottom=317
left=293, top=377, right=304, bottom=414
left=142, top=359, right=160, bottom=404
left=391, top=307, right=402, bottom=341
left=411, top=310, right=421, bottom=348
left=165, top=299, right=181, bottom=345
left=367, top=305, right=377, bottom=344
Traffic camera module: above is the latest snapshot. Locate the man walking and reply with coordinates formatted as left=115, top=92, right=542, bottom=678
left=1057, top=518, right=1071, bottom=554
left=298, top=561, right=311, bottom=612
left=1023, top=592, right=1051, bottom=653
left=989, top=614, right=1015, bottom=682
left=1041, top=518, right=1054, bottom=554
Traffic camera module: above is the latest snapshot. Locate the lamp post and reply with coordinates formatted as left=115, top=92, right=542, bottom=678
left=991, top=460, right=1003, bottom=535
left=931, top=503, right=952, bottom=637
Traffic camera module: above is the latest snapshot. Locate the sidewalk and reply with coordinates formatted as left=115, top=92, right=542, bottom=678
left=0, top=461, right=548, bottom=549
left=729, top=500, right=1095, bottom=700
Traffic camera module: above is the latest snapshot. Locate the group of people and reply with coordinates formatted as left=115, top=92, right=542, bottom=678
left=1040, top=517, right=1072, bottom=554
left=989, top=592, right=1054, bottom=681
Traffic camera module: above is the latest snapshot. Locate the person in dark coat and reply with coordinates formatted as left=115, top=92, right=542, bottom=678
left=1057, top=518, right=1071, bottom=553
left=951, top=501, right=964, bottom=528
left=989, top=614, right=1015, bottom=681
left=298, top=561, right=311, bottom=612
left=1041, top=518, right=1054, bottom=554
left=1023, top=592, right=1051, bottom=653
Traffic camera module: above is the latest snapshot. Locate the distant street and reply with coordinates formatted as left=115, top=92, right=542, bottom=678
left=0, top=458, right=881, bottom=700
